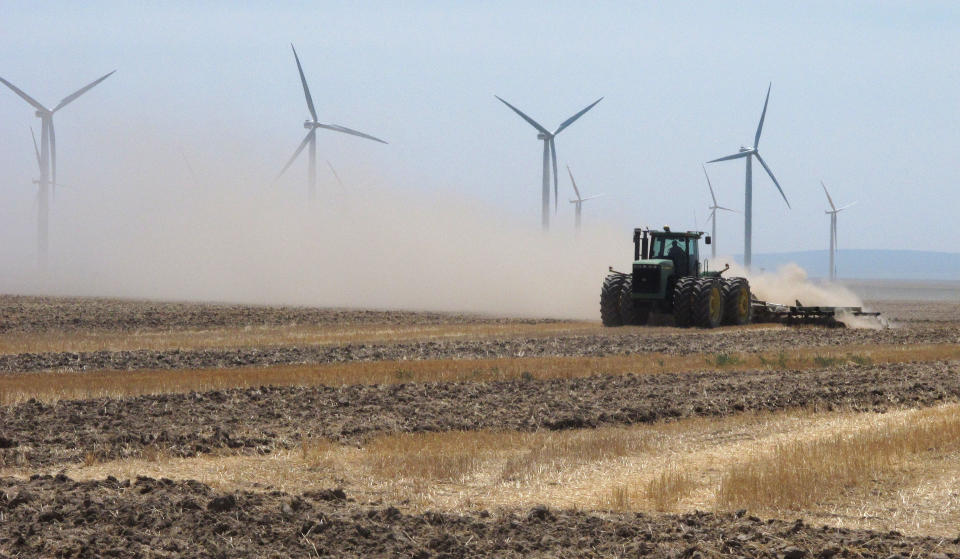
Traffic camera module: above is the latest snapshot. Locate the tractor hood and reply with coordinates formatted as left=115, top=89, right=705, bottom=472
left=633, top=259, right=674, bottom=270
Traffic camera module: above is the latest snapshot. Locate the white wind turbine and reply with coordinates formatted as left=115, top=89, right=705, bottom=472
left=277, top=44, right=387, bottom=199
left=566, top=165, right=603, bottom=231
left=0, top=70, right=115, bottom=267
left=707, top=83, right=790, bottom=268
left=701, top=164, right=738, bottom=259
left=495, top=95, right=603, bottom=230
left=821, top=180, right=856, bottom=281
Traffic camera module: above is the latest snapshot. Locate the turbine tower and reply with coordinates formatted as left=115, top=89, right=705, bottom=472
left=701, top=164, right=738, bottom=259
left=0, top=70, right=115, bottom=267
left=821, top=180, right=856, bottom=281
left=566, top=165, right=603, bottom=231
left=495, top=95, right=603, bottom=230
left=707, top=83, right=789, bottom=268
left=277, top=44, right=387, bottom=199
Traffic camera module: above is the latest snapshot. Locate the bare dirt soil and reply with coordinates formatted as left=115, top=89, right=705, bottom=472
left=0, top=295, right=546, bottom=334
left=3, top=295, right=960, bottom=557
left=2, top=360, right=957, bottom=468
left=1, top=474, right=957, bottom=558
left=3, top=324, right=959, bottom=374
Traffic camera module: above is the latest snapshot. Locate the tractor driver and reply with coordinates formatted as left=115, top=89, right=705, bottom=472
left=667, top=240, right=688, bottom=275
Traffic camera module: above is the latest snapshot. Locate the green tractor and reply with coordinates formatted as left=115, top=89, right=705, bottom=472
left=601, top=227, right=752, bottom=328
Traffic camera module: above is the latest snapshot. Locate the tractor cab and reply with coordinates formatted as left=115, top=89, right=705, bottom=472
left=632, top=227, right=704, bottom=280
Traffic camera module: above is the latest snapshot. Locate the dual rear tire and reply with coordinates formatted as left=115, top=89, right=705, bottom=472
left=603, top=273, right=751, bottom=329
left=675, top=277, right=752, bottom=328
left=600, top=273, right=650, bottom=326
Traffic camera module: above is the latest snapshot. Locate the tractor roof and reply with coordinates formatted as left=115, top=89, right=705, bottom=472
left=635, top=227, right=704, bottom=239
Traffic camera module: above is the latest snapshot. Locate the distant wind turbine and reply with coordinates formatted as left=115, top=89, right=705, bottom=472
left=701, top=164, right=738, bottom=259
left=566, top=165, right=603, bottom=231
left=821, top=180, right=856, bottom=281
left=495, top=95, right=603, bottom=230
left=707, top=83, right=789, bottom=268
left=277, top=44, right=387, bottom=200
left=0, top=70, right=115, bottom=267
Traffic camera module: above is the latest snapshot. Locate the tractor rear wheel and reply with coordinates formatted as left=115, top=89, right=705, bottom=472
left=722, top=278, right=753, bottom=325
left=693, top=278, right=725, bottom=328
left=619, top=277, right=650, bottom=325
left=601, top=273, right=626, bottom=326
left=672, top=277, right=696, bottom=327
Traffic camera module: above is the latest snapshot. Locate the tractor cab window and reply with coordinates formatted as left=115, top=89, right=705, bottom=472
left=651, top=235, right=691, bottom=276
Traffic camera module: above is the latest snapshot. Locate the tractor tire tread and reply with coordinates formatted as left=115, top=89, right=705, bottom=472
left=693, top=278, right=724, bottom=329
left=672, top=277, right=696, bottom=328
left=721, top=277, right=753, bottom=325
left=601, top=273, right=627, bottom=327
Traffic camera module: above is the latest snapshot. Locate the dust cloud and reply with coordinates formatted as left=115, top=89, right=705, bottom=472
left=729, top=262, right=863, bottom=307
left=0, top=162, right=629, bottom=320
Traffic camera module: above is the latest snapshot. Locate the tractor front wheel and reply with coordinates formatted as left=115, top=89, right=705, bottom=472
left=619, top=277, right=650, bottom=325
left=693, top=278, right=725, bottom=328
left=601, top=273, right=627, bottom=326
left=672, top=277, right=697, bottom=327
left=722, top=278, right=753, bottom=325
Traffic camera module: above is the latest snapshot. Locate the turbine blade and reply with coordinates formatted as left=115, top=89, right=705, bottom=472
left=550, top=138, right=558, bottom=213
left=52, top=70, right=115, bottom=112
left=702, top=163, right=717, bottom=205
left=836, top=201, right=857, bottom=212
left=820, top=180, right=837, bottom=211
left=30, top=127, right=41, bottom=168
left=706, top=151, right=750, bottom=164
left=0, top=77, right=48, bottom=112
left=706, top=210, right=715, bottom=224
left=49, top=120, right=57, bottom=199
left=553, top=97, right=603, bottom=135
left=566, top=165, right=581, bottom=200
left=327, top=160, right=345, bottom=189
left=580, top=194, right=604, bottom=201
left=315, top=123, right=388, bottom=144
left=494, top=95, right=549, bottom=135
left=291, top=44, right=318, bottom=122
left=754, top=82, right=771, bottom=148
left=276, top=130, right=314, bottom=180
left=754, top=152, right=790, bottom=209
left=716, top=205, right=739, bottom=213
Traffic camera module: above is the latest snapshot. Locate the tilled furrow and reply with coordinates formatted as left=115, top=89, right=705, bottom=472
left=0, top=360, right=958, bottom=468
left=1, top=474, right=957, bottom=558
left=2, top=325, right=956, bottom=373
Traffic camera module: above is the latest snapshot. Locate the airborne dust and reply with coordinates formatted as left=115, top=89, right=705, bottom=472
left=0, top=135, right=864, bottom=321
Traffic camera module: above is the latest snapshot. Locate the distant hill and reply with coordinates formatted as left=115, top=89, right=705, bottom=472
left=745, top=250, right=960, bottom=281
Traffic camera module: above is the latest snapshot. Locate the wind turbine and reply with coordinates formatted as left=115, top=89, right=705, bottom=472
left=277, top=44, right=387, bottom=200
left=0, top=70, right=115, bottom=267
left=821, top=180, right=856, bottom=281
left=495, top=95, right=603, bottom=230
left=707, top=83, right=790, bottom=268
left=701, top=164, right=738, bottom=259
left=566, top=165, right=603, bottom=231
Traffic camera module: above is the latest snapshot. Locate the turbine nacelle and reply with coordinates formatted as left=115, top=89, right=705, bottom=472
left=536, top=132, right=552, bottom=140
left=303, top=120, right=317, bottom=129
left=739, top=146, right=753, bottom=153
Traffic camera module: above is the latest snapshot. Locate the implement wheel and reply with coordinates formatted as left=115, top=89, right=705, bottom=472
left=693, top=278, right=725, bottom=328
left=600, top=273, right=627, bottom=326
left=672, top=277, right=696, bottom=328
left=722, top=278, right=753, bottom=325
left=619, top=277, right=650, bottom=325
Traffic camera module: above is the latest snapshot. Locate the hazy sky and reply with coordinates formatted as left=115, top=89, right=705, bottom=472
left=1, top=1, right=958, bottom=255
